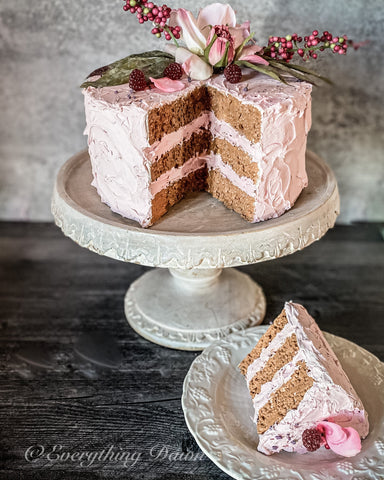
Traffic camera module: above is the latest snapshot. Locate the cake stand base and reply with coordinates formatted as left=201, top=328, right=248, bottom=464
left=125, top=267, right=266, bottom=350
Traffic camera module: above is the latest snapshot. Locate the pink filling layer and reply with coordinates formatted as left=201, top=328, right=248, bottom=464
left=149, top=156, right=206, bottom=196
left=145, top=113, right=210, bottom=162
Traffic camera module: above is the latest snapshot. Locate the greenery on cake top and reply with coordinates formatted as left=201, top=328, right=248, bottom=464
left=81, top=51, right=174, bottom=88
left=81, top=2, right=362, bottom=91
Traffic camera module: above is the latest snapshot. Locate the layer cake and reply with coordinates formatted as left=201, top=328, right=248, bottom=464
left=84, top=73, right=312, bottom=227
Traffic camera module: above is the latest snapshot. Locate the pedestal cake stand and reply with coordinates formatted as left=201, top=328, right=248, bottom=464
left=52, top=150, right=339, bottom=350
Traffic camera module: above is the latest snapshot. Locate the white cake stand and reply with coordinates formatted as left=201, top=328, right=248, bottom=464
left=51, top=150, right=339, bottom=350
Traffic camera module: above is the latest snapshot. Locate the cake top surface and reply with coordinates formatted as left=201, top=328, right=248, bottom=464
left=84, top=76, right=201, bottom=111
left=83, top=73, right=312, bottom=112
left=207, top=74, right=312, bottom=110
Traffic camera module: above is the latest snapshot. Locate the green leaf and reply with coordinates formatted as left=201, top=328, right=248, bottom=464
left=266, top=60, right=318, bottom=85
left=234, top=32, right=255, bottom=61
left=235, top=60, right=288, bottom=84
left=204, top=32, right=217, bottom=62
left=80, top=51, right=175, bottom=88
left=269, top=59, right=333, bottom=85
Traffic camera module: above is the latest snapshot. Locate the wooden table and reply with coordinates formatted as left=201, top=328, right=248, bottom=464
left=0, top=222, right=383, bottom=479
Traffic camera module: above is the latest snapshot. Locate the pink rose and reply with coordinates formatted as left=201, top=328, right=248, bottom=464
left=206, top=25, right=234, bottom=67
left=317, top=422, right=362, bottom=457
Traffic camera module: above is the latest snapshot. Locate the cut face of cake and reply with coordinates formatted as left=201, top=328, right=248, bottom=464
left=239, top=302, right=369, bottom=456
left=83, top=74, right=312, bottom=227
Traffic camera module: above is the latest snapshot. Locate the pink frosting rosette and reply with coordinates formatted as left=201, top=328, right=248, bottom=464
left=318, top=421, right=362, bottom=457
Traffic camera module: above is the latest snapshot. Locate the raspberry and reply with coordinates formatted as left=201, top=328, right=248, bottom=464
left=163, top=62, right=183, bottom=80
left=224, top=64, right=242, bottom=83
left=302, top=428, right=323, bottom=452
left=129, top=69, right=147, bottom=91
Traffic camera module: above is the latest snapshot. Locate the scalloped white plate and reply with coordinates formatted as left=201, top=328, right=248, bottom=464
left=182, top=326, right=384, bottom=480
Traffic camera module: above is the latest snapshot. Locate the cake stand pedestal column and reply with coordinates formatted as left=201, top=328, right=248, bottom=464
left=52, top=150, right=339, bottom=350
left=125, top=267, right=265, bottom=350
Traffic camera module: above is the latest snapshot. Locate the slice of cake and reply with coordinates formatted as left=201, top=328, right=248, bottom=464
left=83, top=74, right=311, bottom=227
left=239, top=302, right=369, bottom=455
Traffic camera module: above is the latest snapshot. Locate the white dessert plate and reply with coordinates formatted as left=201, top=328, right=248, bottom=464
left=182, top=326, right=384, bottom=480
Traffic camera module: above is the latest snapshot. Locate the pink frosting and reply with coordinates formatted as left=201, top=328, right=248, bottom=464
left=317, top=421, right=362, bottom=457
left=150, top=156, right=206, bottom=196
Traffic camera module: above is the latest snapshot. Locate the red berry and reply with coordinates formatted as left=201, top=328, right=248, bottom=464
left=224, top=64, right=242, bottom=83
left=163, top=62, right=183, bottom=80
left=129, top=69, right=147, bottom=91
left=302, top=428, right=323, bottom=452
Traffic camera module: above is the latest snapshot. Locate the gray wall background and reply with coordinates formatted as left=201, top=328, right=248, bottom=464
left=1, top=0, right=383, bottom=222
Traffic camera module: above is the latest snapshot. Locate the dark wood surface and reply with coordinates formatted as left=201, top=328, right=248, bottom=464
left=0, top=221, right=383, bottom=480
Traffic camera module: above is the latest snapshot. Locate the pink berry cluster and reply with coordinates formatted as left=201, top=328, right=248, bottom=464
left=265, top=30, right=348, bottom=62
left=123, top=0, right=181, bottom=41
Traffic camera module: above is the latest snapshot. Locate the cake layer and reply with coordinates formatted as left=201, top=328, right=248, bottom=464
left=206, top=169, right=255, bottom=222
left=151, top=166, right=207, bottom=225
left=148, top=86, right=209, bottom=144
left=206, top=153, right=257, bottom=197
left=150, top=131, right=257, bottom=186
left=239, top=310, right=288, bottom=375
left=211, top=137, right=258, bottom=182
left=257, top=361, right=314, bottom=435
left=145, top=112, right=211, bottom=163
left=248, top=334, right=299, bottom=398
left=207, top=86, right=261, bottom=143
left=149, top=156, right=206, bottom=197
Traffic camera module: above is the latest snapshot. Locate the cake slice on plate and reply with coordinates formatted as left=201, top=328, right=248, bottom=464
left=239, top=302, right=369, bottom=456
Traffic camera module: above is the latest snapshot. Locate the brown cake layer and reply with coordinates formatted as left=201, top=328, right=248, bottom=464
left=248, top=334, right=299, bottom=398
left=239, top=310, right=288, bottom=375
left=208, top=86, right=261, bottom=144
left=148, top=86, right=209, bottom=144
left=150, top=129, right=211, bottom=182
left=150, top=166, right=208, bottom=225
left=257, top=361, right=314, bottom=435
left=211, top=137, right=258, bottom=183
left=207, top=169, right=255, bottom=222
left=148, top=85, right=262, bottom=145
